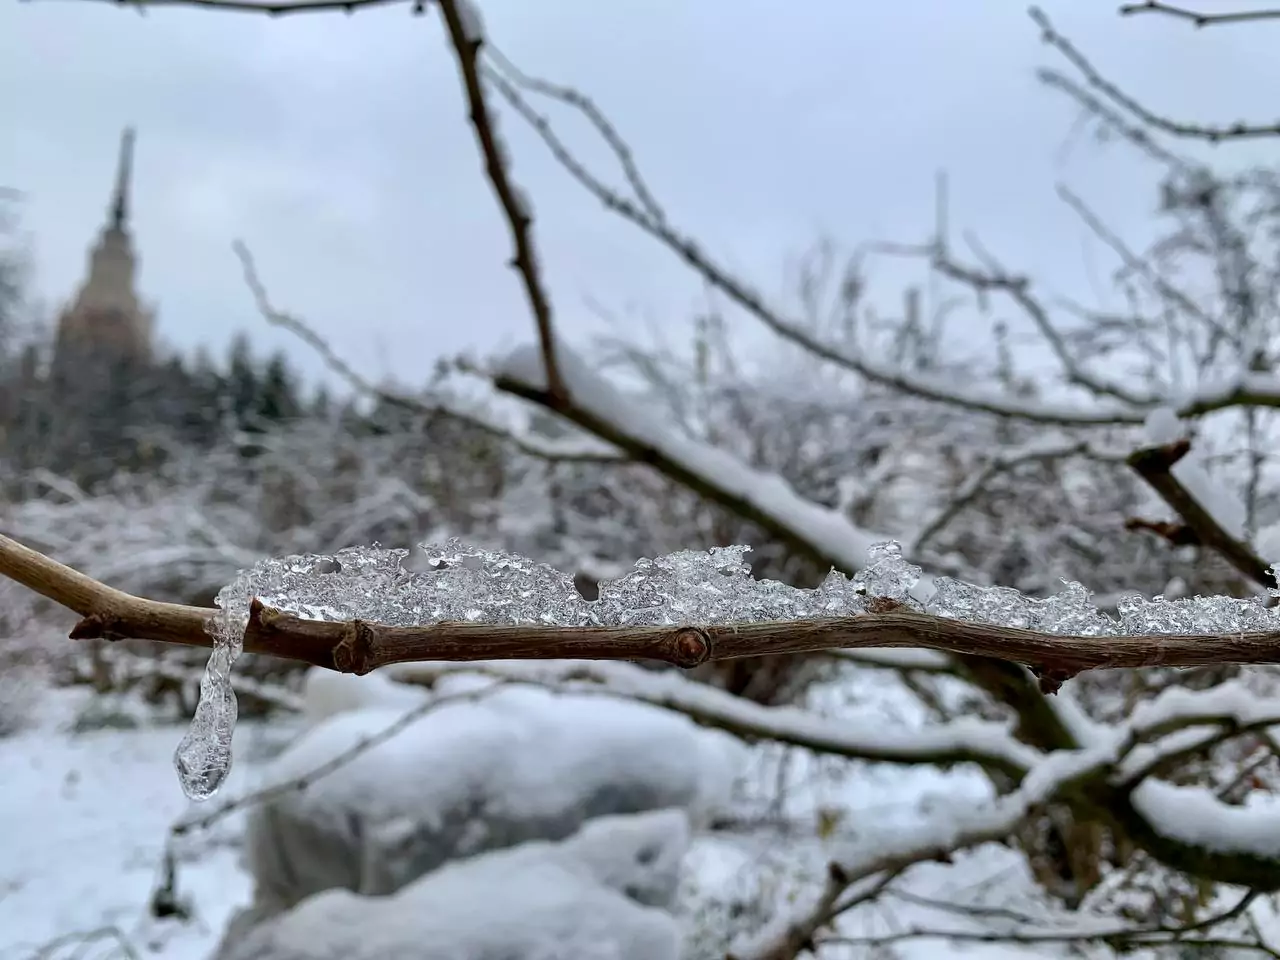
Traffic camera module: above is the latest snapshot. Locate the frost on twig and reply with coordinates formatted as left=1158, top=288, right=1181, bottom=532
left=173, top=536, right=1280, bottom=799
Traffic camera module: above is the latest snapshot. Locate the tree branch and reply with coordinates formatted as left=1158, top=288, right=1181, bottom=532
left=233, top=240, right=616, bottom=464
left=434, top=0, right=566, bottom=404
left=51, top=0, right=416, bottom=16
left=1033, top=5, right=1280, bottom=143
left=1127, top=438, right=1274, bottom=588
left=1119, top=1, right=1280, bottom=28
left=10, top=531, right=1280, bottom=680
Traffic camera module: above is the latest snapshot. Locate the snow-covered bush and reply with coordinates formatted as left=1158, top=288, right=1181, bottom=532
left=298, top=667, right=429, bottom=729
left=218, top=809, right=691, bottom=960
left=222, top=675, right=742, bottom=942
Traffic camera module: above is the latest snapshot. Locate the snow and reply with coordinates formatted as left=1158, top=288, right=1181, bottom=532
left=260, top=681, right=741, bottom=832
left=1257, top=519, right=1280, bottom=566
left=299, top=668, right=428, bottom=729
left=220, top=811, right=687, bottom=960
left=227, top=681, right=745, bottom=934
left=0, top=715, right=276, bottom=960
left=1132, top=781, right=1280, bottom=859
left=390, top=657, right=1042, bottom=772
left=1127, top=676, right=1280, bottom=732
left=2, top=685, right=1203, bottom=960
left=455, top=0, right=485, bottom=43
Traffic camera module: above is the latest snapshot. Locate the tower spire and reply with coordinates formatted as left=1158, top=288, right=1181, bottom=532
left=109, top=126, right=135, bottom=232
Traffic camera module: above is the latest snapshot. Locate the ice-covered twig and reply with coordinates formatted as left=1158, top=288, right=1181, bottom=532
left=481, top=48, right=1280, bottom=425
left=908, top=436, right=1095, bottom=555
left=11, top=531, right=1280, bottom=681
left=1036, top=5, right=1280, bottom=143
left=43, top=0, right=415, bottom=16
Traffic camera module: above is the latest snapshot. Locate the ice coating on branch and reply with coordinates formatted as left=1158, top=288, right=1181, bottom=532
left=852, top=541, right=922, bottom=609
left=173, top=537, right=1280, bottom=797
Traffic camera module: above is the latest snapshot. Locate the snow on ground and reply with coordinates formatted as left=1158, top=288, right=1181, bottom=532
left=0, top=691, right=297, bottom=960
left=2, top=686, right=1058, bottom=960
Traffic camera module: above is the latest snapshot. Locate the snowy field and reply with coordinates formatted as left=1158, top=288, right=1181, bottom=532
left=1, top=684, right=1078, bottom=960
left=0, top=691, right=296, bottom=960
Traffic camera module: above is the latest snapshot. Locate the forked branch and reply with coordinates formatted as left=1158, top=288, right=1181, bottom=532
left=1127, top=439, right=1275, bottom=589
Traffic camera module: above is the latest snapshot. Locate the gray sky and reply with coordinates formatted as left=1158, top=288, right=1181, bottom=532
left=3, top=0, right=1278, bottom=388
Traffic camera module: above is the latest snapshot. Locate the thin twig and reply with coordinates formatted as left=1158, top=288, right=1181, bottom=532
left=34, top=0, right=416, bottom=15
left=435, top=0, right=567, bottom=404
left=1033, top=6, right=1280, bottom=143
left=234, top=241, right=618, bottom=464
left=1119, top=1, right=1280, bottom=28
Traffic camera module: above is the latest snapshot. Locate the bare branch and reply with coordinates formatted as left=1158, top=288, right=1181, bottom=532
left=1127, top=438, right=1275, bottom=588
left=1054, top=183, right=1233, bottom=344
left=728, top=766, right=1068, bottom=960
left=234, top=241, right=620, bottom=464
left=28, top=925, right=141, bottom=960
left=908, top=437, right=1095, bottom=555
left=39, top=0, right=417, bottom=16
left=1119, top=1, right=1280, bottom=28
left=434, top=0, right=567, bottom=403
left=928, top=248, right=1152, bottom=406
left=484, top=44, right=667, bottom=226
left=1037, top=67, right=1192, bottom=169
left=483, top=49, right=1280, bottom=425
left=1033, top=5, right=1280, bottom=143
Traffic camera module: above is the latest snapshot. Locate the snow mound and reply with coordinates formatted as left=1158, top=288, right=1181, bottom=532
left=235, top=683, right=743, bottom=929
left=219, top=810, right=688, bottom=960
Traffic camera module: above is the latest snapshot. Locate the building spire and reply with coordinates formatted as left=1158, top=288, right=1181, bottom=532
left=109, top=126, right=135, bottom=232
left=52, top=127, right=153, bottom=367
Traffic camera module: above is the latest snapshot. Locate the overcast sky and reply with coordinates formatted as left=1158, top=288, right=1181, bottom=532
left=3, top=0, right=1279, bottom=389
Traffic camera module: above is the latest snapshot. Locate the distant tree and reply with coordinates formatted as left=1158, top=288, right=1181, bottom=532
left=309, top=383, right=333, bottom=420
left=225, top=333, right=260, bottom=432
left=256, top=350, right=302, bottom=425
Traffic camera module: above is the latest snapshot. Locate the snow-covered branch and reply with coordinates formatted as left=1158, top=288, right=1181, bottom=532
left=389, top=659, right=1041, bottom=776
left=728, top=743, right=1118, bottom=960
